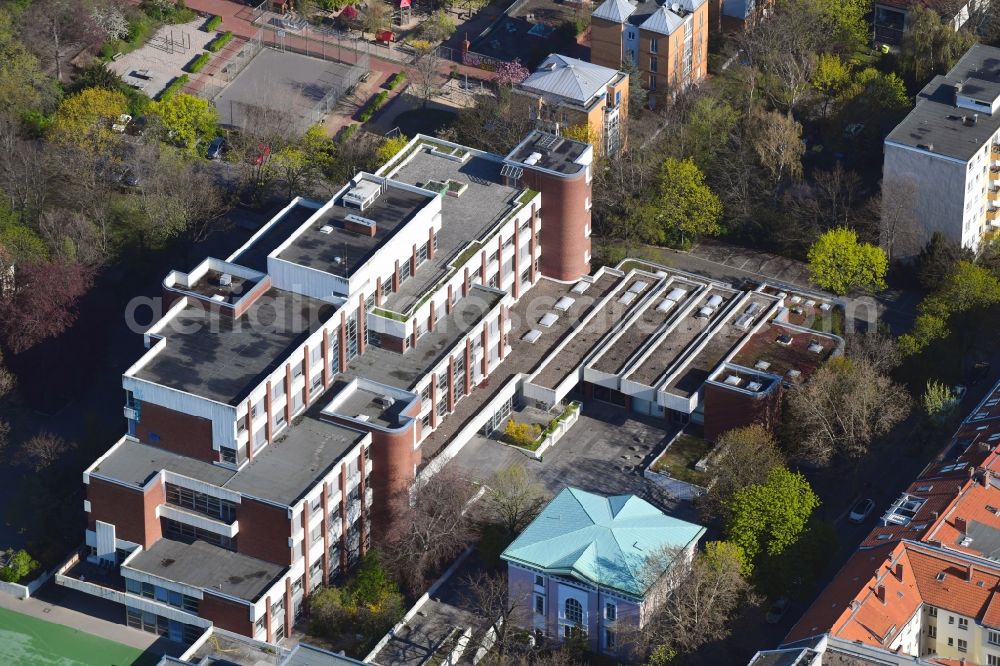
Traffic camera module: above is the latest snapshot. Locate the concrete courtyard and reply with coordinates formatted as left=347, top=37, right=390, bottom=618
left=108, top=19, right=217, bottom=99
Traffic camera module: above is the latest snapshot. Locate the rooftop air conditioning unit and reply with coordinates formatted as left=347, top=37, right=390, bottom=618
left=320, top=225, right=335, bottom=235
left=724, top=375, right=742, bottom=386
left=219, top=273, right=232, bottom=287
left=375, top=395, right=395, bottom=408
left=747, top=381, right=763, bottom=391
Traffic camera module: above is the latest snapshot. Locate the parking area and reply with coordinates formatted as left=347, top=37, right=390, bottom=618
left=108, top=19, right=217, bottom=99
left=447, top=401, right=697, bottom=519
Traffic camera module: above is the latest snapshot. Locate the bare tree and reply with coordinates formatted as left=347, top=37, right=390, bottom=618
left=879, top=176, right=921, bottom=263
left=463, top=570, right=533, bottom=662
left=748, top=108, right=804, bottom=184
left=22, top=0, right=100, bottom=82
left=784, top=357, right=911, bottom=466
left=479, top=464, right=549, bottom=537
left=18, top=432, right=76, bottom=472
left=411, top=49, right=444, bottom=109
left=382, top=469, right=477, bottom=595
left=844, top=329, right=901, bottom=374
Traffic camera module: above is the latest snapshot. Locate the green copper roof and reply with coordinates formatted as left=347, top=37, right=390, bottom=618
left=501, top=488, right=705, bottom=598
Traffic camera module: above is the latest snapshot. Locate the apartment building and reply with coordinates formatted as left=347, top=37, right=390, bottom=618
left=874, top=0, right=977, bottom=45
left=502, top=487, right=705, bottom=656
left=590, top=0, right=709, bottom=100
left=513, top=54, right=629, bottom=155
left=883, top=44, right=1000, bottom=259
left=783, top=378, right=1000, bottom=665
left=57, top=130, right=595, bottom=646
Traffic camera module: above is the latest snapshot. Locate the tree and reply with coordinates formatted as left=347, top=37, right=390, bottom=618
left=22, top=0, right=100, bottom=83
left=411, top=48, right=443, bottom=108
left=49, top=87, right=129, bottom=151
left=149, top=93, right=218, bottom=153
left=420, top=9, right=456, bottom=42
left=847, top=68, right=909, bottom=113
left=308, top=552, right=404, bottom=642
left=784, top=356, right=911, bottom=466
left=639, top=542, right=755, bottom=659
left=463, top=570, right=532, bottom=661
left=915, top=232, right=973, bottom=290
left=493, top=59, right=530, bottom=88
left=382, top=469, right=476, bottom=595
left=0, top=549, right=38, bottom=583
left=0, top=260, right=93, bottom=354
left=922, top=379, right=956, bottom=424
left=899, top=260, right=1000, bottom=355
left=561, top=123, right=596, bottom=146
left=480, top=464, right=549, bottom=538
left=91, top=2, right=130, bottom=41
left=376, top=134, right=409, bottom=165
left=807, top=227, right=888, bottom=295
left=844, top=329, right=901, bottom=374
left=17, top=432, right=76, bottom=472
left=503, top=420, right=541, bottom=448
left=725, top=467, right=819, bottom=564
left=811, top=53, right=850, bottom=116
left=272, top=146, right=316, bottom=200
left=697, top=425, right=784, bottom=524
left=0, top=8, right=54, bottom=117
left=637, top=157, right=721, bottom=248
left=358, top=0, right=391, bottom=37
left=898, top=7, right=976, bottom=85
left=749, top=108, right=804, bottom=184
left=879, top=176, right=920, bottom=263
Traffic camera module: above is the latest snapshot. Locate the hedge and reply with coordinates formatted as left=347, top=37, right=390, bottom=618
left=159, top=74, right=189, bottom=100
left=386, top=71, right=406, bottom=90
left=339, top=124, right=358, bottom=141
left=205, top=15, right=222, bottom=31
left=186, top=52, right=211, bottom=73
left=206, top=31, right=233, bottom=52
left=358, top=91, right=388, bottom=122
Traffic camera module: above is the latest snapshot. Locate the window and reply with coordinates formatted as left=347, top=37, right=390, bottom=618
left=927, top=625, right=936, bottom=638
left=219, top=446, right=237, bottom=465
left=959, top=617, right=968, bottom=630
left=535, top=595, right=545, bottom=615
left=649, top=56, right=657, bottom=73
left=958, top=639, right=968, bottom=653
left=605, top=603, right=617, bottom=622
left=991, top=630, right=1000, bottom=646
left=928, top=606, right=938, bottom=617
left=605, top=629, right=616, bottom=650
left=988, top=655, right=1000, bottom=666
left=535, top=575, right=544, bottom=587
left=165, top=483, right=237, bottom=523
left=565, top=598, right=583, bottom=626
left=311, top=524, right=322, bottom=545
left=163, top=518, right=234, bottom=551
left=948, top=638, right=955, bottom=647
left=650, top=38, right=658, bottom=53
left=949, top=615, right=955, bottom=625
left=273, top=382, right=285, bottom=400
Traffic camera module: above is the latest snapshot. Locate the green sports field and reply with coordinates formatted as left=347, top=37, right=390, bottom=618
left=0, top=606, right=152, bottom=665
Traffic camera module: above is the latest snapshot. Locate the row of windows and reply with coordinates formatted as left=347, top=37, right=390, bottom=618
left=165, top=483, right=237, bottom=523
left=126, top=607, right=202, bottom=643
left=125, top=578, right=200, bottom=613
left=163, top=518, right=234, bottom=551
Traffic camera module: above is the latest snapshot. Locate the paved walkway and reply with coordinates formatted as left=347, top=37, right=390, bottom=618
left=0, top=582, right=181, bottom=656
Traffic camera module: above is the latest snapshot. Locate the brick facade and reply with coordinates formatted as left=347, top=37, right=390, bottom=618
left=236, top=498, right=293, bottom=566
left=86, top=476, right=164, bottom=548
left=200, top=592, right=253, bottom=636
left=136, top=402, right=215, bottom=463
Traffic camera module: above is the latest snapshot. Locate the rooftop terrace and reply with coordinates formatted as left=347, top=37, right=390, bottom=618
left=383, top=148, right=526, bottom=314
left=133, top=288, right=336, bottom=405
left=506, top=131, right=589, bottom=176
left=346, top=285, right=505, bottom=390
left=91, top=410, right=366, bottom=506
left=277, top=178, right=434, bottom=276
left=127, top=538, right=284, bottom=602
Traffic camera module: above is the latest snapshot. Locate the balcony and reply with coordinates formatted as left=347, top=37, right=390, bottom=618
left=989, top=207, right=1000, bottom=222
left=991, top=166, right=1000, bottom=179
left=993, top=143, right=1000, bottom=157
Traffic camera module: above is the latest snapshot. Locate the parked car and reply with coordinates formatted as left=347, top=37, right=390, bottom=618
left=207, top=136, right=225, bottom=160
left=119, top=168, right=140, bottom=188
left=766, top=597, right=789, bottom=624
left=849, top=498, right=875, bottom=523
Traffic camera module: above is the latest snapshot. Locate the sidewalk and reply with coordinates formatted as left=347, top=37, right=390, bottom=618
left=0, top=582, right=179, bottom=655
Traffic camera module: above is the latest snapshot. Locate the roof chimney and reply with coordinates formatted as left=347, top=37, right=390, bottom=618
left=984, top=469, right=992, bottom=487
left=875, top=584, right=886, bottom=604
left=969, top=564, right=975, bottom=581
left=956, top=516, right=968, bottom=534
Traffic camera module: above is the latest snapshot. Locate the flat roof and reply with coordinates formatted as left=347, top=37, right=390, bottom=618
left=506, top=131, right=588, bottom=175
left=185, top=270, right=259, bottom=305
left=277, top=179, right=433, bottom=276
left=730, top=321, right=836, bottom=379
left=91, top=413, right=365, bottom=506
left=133, top=288, right=336, bottom=405
left=346, top=285, right=504, bottom=390
left=664, top=293, right=775, bottom=398
left=885, top=44, right=1000, bottom=161
left=324, top=379, right=411, bottom=428
left=127, top=538, right=284, bottom=602
left=627, top=288, right=735, bottom=387
left=232, top=203, right=319, bottom=273
left=532, top=275, right=655, bottom=390
left=591, top=278, right=701, bottom=375
left=382, top=148, right=524, bottom=314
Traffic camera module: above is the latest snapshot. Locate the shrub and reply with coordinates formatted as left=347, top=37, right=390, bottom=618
left=358, top=91, right=388, bottom=122
left=186, top=52, right=212, bottom=73
left=206, top=31, right=233, bottom=52
left=339, top=124, right=358, bottom=141
left=0, top=550, right=39, bottom=583
left=205, top=14, right=222, bottom=32
left=386, top=71, right=406, bottom=90
left=504, top=420, right=541, bottom=449
left=159, top=74, right=189, bottom=101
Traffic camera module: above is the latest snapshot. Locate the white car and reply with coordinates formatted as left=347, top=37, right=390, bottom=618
left=849, top=498, right=875, bottom=523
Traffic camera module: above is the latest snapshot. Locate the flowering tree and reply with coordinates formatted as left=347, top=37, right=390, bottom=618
left=494, top=58, right=529, bottom=86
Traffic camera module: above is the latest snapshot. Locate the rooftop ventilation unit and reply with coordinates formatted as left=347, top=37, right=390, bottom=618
left=808, top=341, right=824, bottom=353
left=777, top=334, right=793, bottom=346
left=745, top=302, right=763, bottom=316
left=342, top=179, right=382, bottom=210
left=345, top=213, right=377, bottom=230
left=319, top=225, right=335, bottom=235
left=724, top=375, right=742, bottom=386
left=755, top=360, right=771, bottom=371
left=524, top=152, right=543, bottom=166
left=747, top=381, right=763, bottom=391
left=218, top=273, right=232, bottom=287
left=734, top=314, right=754, bottom=330
left=374, top=394, right=395, bottom=408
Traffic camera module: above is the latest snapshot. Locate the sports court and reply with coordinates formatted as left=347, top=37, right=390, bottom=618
left=212, top=47, right=367, bottom=135
left=0, top=606, right=151, bottom=666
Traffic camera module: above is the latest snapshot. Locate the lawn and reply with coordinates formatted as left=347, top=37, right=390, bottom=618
left=651, top=433, right=713, bottom=487
left=0, top=607, right=152, bottom=666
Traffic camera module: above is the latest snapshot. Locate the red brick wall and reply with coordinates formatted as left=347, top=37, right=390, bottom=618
left=136, top=402, right=215, bottom=463
left=702, top=383, right=782, bottom=442
left=237, top=498, right=293, bottom=566
left=521, top=170, right=591, bottom=281
left=86, top=476, right=164, bottom=548
left=200, top=592, right=253, bottom=636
